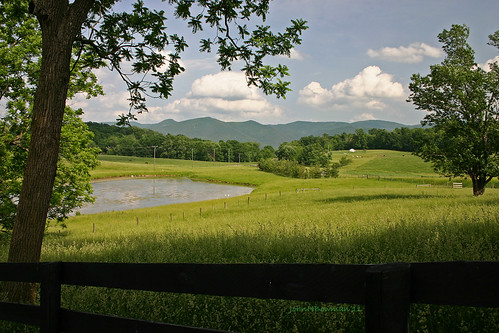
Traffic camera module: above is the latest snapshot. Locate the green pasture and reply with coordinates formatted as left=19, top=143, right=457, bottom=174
left=91, top=155, right=276, bottom=187
left=92, top=150, right=438, bottom=180
left=337, top=150, right=436, bottom=177
left=1, top=150, right=498, bottom=332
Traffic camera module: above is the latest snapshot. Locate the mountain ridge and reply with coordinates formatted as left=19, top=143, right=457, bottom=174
left=129, top=117, right=420, bottom=148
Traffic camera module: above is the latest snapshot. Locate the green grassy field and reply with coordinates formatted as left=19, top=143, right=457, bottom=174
left=91, top=155, right=277, bottom=186
left=337, top=149, right=437, bottom=177
left=1, top=151, right=498, bottom=332
left=92, top=150, right=438, bottom=180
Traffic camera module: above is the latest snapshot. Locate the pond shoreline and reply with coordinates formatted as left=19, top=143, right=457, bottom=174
left=91, top=174, right=256, bottom=188
left=79, top=177, right=254, bottom=215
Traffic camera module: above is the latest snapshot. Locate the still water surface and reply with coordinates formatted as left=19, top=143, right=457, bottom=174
left=78, top=178, right=253, bottom=215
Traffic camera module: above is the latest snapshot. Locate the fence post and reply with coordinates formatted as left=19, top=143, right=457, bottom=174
left=365, top=263, right=411, bottom=333
left=40, top=262, right=62, bottom=333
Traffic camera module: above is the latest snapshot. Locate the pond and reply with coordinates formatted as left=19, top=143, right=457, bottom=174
left=77, top=178, right=254, bottom=215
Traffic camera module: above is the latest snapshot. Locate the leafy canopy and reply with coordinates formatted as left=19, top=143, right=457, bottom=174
left=0, top=0, right=100, bottom=231
left=0, top=0, right=308, bottom=230
left=0, top=106, right=100, bottom=232
left=75, top=0, right=308, bottom=124
left=408, top=24, right=499, bottom=195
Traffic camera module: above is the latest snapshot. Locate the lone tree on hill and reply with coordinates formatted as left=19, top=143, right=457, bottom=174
left=3, top=0, right=307, bottom=303
left=408, top=24, right=499, bottom=196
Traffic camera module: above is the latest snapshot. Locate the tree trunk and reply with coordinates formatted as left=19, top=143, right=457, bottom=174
left=5, top=0, right=94, bottom=303
left=471, top=175, right=488, bottom=196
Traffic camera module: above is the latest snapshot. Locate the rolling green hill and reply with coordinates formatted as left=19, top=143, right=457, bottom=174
left=131, top=117, right=420, bottom=148
left=338, top=150, right=436, bottom=177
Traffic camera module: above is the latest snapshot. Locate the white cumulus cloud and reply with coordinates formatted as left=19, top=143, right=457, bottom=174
left=299, top=66, right=405, bottom=107
left=298, top=81, right=334, bottom=106
left=367, top=42, right=442, bottom=63
left=351, top=113, right=377, bottom=122
left=298, top=66, right=407, bottom=121
left=365, top=100, right=387, bottom=110
left=141, top=71, right=283, bottom=123
left=478, top=56, right=499, bottom=72
left=279, top=48, right=305, bottom=61
left=289, top=48, right=305, bottom=60
left=189, top=71, right=260, bottom=100
left=75, top=90, right=130, bottom=123
left=331, top=66, right=405, bottom=99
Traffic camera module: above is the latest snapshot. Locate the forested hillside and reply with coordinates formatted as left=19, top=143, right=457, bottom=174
left=88, top=122, right=432, bottom=164
left=131, top=117, right=420, bottom=148
left=87, top=122, right=273, bottom=162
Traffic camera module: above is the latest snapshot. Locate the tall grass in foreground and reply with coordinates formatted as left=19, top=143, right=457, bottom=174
left=2, top=183, right=498, bottom=332
left=1, top=153, right=498, bottom=332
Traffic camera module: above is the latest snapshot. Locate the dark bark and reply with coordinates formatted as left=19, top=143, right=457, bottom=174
left=5, top=0, right=94, bottom=303
left=471, top=174, right=491, bottom=196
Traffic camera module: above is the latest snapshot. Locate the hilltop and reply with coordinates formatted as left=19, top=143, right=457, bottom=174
left=130, top=117, right=420, bottom=148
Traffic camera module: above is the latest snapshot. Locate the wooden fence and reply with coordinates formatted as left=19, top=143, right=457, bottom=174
left=0, top=261, right=498, bottom=332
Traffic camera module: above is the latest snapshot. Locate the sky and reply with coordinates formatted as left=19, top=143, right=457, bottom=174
left=73, top=0, right=499, bottom=125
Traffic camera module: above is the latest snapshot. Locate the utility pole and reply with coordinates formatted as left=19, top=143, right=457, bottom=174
left=152, top=146, right=158, bottom=171
left=228, top=148, right=231, bottom=163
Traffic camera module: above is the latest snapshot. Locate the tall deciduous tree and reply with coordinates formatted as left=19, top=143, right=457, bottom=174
left=3, top=0, right=307, bottom=302
left=0, top=107, right=100, bottom=232
left=408, top=24, right=499, bottom=195
left=1, top=1, right=101, bottom=234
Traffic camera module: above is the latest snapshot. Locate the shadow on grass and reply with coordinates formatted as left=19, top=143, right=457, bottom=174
left=37, top=210, right=499, bottom=333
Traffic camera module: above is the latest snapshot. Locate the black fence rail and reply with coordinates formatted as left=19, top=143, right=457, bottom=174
left=0, top=261, right=498, bottom=332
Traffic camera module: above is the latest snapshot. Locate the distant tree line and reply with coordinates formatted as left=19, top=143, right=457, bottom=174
left=275, top=127, right=431, bottom=164
left=87, top=122, right=275, bottom=162
left=88, top=123, right=430, bottom=180
left=88, top=123, right=432, bottom=164
left=259, top=127, right=428, bottom=178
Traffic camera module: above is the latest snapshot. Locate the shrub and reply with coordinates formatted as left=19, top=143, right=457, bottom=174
left=258, top=159, right=339, bottom=179
left=339, top=155, right=352, bottom=167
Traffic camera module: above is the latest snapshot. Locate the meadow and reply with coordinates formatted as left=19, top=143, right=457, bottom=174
left=1, top=151, right=498, bottom=332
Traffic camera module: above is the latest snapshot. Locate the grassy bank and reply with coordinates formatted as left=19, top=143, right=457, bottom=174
left=337, top=149, right=436, bottom=177
left=90, top=155, right=275, bottom=187
left=91, top=150, right=438, bottom=180
left=1, top=151, right=498, bottom=332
